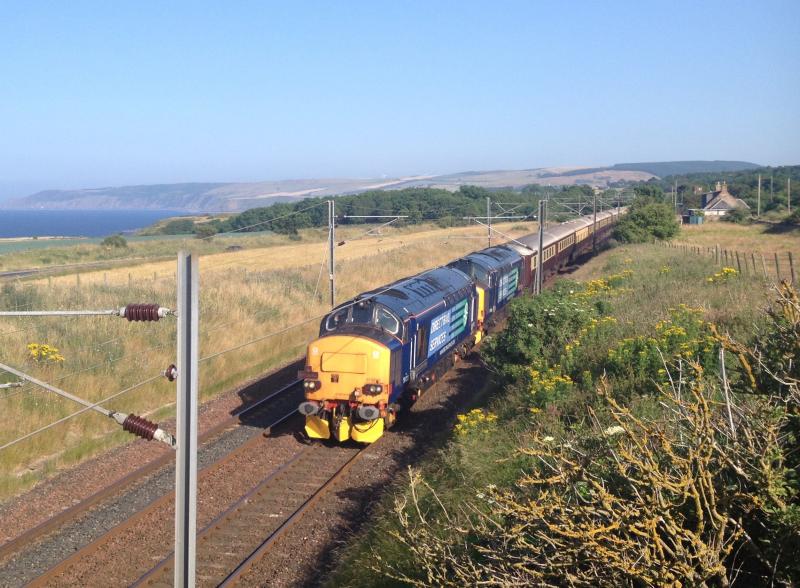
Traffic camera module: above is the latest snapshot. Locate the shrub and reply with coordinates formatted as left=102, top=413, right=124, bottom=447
left=614, top=198, right=679, bottom=243
left=194, top=224, right=217, bottom=239
left=101, top=234, right=127, bottom=248
left=786, top=208, right=800, bottom=225
left=721, top=206, right=751, bottom=224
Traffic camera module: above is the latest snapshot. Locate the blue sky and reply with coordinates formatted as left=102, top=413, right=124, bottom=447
left=0, top=1, right=798, bottom=198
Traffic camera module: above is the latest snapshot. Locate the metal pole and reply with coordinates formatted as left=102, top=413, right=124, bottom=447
left=328, top=200, right=335, bottom=308
left=757, top=174, right=761, bottom=217
left=486, top=197, right=492, bottom=248
left=175, top=251, right=199, bottom=588
left=536, top=199, right=545, bottom=295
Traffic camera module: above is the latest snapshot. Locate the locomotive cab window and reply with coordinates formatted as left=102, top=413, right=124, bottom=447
left=376, top=306, right=401, bottom=336
left=351, top=300, right=373, bottom=325
left=325, top=309, right=348, bottom=331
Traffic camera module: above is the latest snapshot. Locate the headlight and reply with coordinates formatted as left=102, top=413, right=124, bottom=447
left=303, top=380, right=321, bottom=391
left=362, top=383, right=383, bottom=395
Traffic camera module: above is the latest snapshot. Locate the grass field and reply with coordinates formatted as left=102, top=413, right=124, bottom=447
left=0, top=220, right=536, bottom=501
left=0, top=221, right=477, bottom=273
left=675, top=220, right=800, bottom=254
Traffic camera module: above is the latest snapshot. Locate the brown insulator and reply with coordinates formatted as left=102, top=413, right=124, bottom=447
left=163, top=364, right=178, bottom=382
left=124, top=303, right=160, bottom=322
left=122, top=414, right=159, bottom=440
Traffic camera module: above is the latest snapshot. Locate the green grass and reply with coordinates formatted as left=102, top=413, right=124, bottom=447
left=324, top=242, right=776, bottom=587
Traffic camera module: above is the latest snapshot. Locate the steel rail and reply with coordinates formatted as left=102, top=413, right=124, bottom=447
left=131, top=444, right=366, bottom=587
left=219, top=447, right=366, bottom=587
left=0, top=364, right=304, bottom=565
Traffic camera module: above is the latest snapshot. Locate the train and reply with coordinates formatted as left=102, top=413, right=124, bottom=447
left=297, top=206, right=625, bottom=443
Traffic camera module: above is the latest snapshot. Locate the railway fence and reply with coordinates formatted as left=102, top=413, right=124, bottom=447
left=661, top=240, right=798, bottom=284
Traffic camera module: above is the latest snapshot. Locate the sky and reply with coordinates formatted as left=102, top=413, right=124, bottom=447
left=0, top=0, right=798, bottom=199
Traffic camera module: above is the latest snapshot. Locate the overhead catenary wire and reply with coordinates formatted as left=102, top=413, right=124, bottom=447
left=0, top=368, right=173, bottom=453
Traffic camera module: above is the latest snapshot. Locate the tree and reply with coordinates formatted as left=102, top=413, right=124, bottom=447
left=613, top=198, right=679, bottom=243
left=633, top=184, right=666, bottom=201
left=101, top=234, right=128, bottom=248
left=161, top=219, right=195, bottom=234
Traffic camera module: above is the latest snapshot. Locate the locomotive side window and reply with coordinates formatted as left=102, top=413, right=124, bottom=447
left=376, top=307, right=400, bottom=335
left=416, top=325, right=428, bottom=365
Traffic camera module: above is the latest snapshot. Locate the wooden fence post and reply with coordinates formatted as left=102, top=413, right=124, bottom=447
left=775, top=253, right=781, bottom=280
left=789, top=252, right=796, bottom=285
left=761, top=254, right=769, bottom=280
left=735, top=251, right=742, bottom=273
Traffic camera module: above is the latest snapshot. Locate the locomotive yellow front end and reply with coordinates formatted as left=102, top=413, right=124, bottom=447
left=298, top=334, right=391, bottom=444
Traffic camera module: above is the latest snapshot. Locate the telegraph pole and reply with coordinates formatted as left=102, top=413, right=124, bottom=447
left=757, top=174, right=761, bottom=217
left=536, top=199, right=545, bottom=295
left=771, top=174, right=774, bottom=204
left=789, top=178, right=792, bottom=214
left=328, top=200, right=336, bottom=308
left=486, top=197, right=492, bottom=247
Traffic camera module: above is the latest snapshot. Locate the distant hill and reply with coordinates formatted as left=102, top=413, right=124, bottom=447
left=548, top=161, right=760, bottom=178
left=610, top=161, right=760, bottom=177
left=3, top=161, right=762, bottom=212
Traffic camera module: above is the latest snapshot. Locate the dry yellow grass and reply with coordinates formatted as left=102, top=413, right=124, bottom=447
left=0, top=221, right=536, bottom=501
left=675, top=221, right=800, bottom=255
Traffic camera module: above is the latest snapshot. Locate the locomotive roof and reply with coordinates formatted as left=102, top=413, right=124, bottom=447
left=455, top=245, right=521, bottom=272
left=353, top=266, right=473, bottom=320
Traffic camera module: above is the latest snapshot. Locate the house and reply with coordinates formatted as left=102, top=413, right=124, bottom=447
left=698, top=181, right=749, bottom=218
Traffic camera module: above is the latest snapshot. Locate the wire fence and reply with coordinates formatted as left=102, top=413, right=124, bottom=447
left=661, top=241, right=798, bottom=283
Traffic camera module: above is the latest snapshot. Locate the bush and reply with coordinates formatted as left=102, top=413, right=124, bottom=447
left=786, top=208, right=800, bottom=225
left=721, top=206, right=751, bottom=224
left=613, top=198, right=679, bottom=243
left=376, top=284, right=800, bottom=587
left=194, top=224, right=217, bottom=239
left=100, top=234, right=127, bottom=248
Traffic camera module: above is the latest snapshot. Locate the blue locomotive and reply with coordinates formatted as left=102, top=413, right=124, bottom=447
left=298, top=207, right=624, bottom=443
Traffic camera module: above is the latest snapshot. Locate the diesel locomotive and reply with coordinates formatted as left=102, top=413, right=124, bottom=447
left=297, top=207, right=625, bottom=443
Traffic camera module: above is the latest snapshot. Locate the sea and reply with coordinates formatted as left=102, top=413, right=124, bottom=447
left=0, top=209, right=187, bottom=239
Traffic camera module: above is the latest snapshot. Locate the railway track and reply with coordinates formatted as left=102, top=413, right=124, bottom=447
left=0, top=362, right=305, bottom=579
left=134, top=444, right=365, bottom=587
left=26, top=430, right=365, bottom=587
